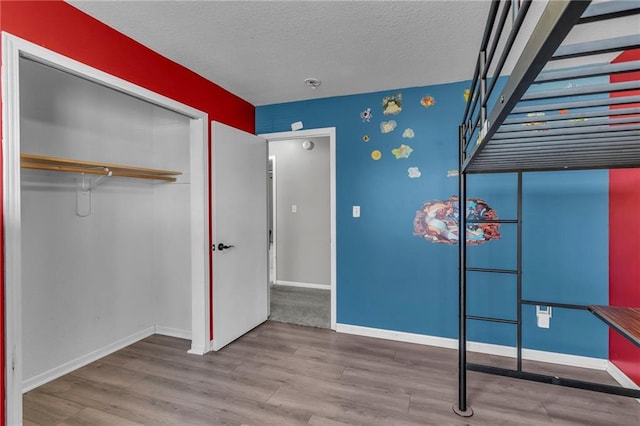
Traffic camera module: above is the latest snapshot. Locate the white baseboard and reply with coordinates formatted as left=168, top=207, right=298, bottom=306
left=522, top=347, right=608, bottom=370
left=465, top=340, right=608, bottom=370
left=274, top=280, right=330, bottom=290
left=22, top=326, right=155, bottom=393
left=188, top=345, right=208, bottom=355
left=607, top=361, right=640, bottom=403
left=336, top=323, right=458, bottom=349
left=336, top=323, right=607, bottom=370
left=155, top=326, right=191, bottom=340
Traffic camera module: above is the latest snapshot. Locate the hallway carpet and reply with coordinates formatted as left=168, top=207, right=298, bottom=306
left=269, top=285, right=330, bottom=329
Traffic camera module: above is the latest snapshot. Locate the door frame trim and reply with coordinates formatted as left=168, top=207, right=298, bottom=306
left=259, top=128, right=337, bottom=330
left=268, top=154, right=277, bottom=291
left=2, top=33, right=210, bottom=425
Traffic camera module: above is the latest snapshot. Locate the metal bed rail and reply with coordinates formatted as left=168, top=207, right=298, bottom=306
left=460, top=0, right=640, bottom=174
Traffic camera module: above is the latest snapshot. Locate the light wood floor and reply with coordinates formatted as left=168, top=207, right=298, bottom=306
left=24, top=321, right=640, bottom=425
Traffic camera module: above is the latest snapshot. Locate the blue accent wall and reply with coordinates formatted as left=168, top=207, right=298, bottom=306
left=256, top=81, right=608, bottom=358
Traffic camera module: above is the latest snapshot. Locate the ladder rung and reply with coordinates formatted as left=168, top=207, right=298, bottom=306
left=466, top=267, right=518, bottom=274
left=466, top=315, right=518, bottom=324
left=467, top=219, right=518, bottom=224
left=521, top=300, right=588, bottom=310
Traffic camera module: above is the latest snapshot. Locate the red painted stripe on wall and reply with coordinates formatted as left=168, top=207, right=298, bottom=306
left=0, top=26, right=4, bottom=425
left=609, top=48, right=640, bottom=386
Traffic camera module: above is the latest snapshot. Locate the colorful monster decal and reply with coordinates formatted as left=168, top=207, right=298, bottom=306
left=421, top=95, right=436, bottom=108
left=464, top=89, right=470, bottom=102
left=380, top=120, right=397, bottom=134
left=371, top=150, right=382, bottom=160
left=382, top=93, right=402, bottom=115
left=392, top=144, right=413, bottom=159
left=402, top=128, right=415, bottom=138
left=361, top=107, right=373, bottom=122
left=413, top=196, right=501, bottom=245
left=363, top=134, right=370, bottom=142
left=408, top=167, right=421, bottom=179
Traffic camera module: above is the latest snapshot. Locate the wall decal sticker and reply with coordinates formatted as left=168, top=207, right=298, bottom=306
left=382, top=93, right=402, bottom=115
left=413, top=196, right=501, bottom=245
left=464, top=89, right=470, bottom=102
left=361, top=107, right=373, bottom=122
left=402, top=128, right=415, bottom=138
left=363, top=134, right=370, bottom=142
left=524, top=111, right=546, bottom=126
left=408, top=167, right=421, bottom=179
left=447, top=170, right=459, bottom=178
left=569, top=116, right=588, bottom=122
left=371, top=150, right=382, bottom=160
left=420, top=95, right=436, bottom=108
left=380, top=120, right=397, bottom=134
left=392, top=144, right=413, bottom=159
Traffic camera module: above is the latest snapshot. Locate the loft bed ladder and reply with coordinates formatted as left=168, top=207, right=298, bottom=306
left=456, top=0, right=640, bottom=417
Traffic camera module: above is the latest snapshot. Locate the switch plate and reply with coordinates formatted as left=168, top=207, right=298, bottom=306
left=353, top=205, right=360, bottom=218
left=291, top=204, right=297, bottom=213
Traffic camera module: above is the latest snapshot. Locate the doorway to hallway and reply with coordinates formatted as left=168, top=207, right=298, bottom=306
left=262, top=128, right=336, bottom=329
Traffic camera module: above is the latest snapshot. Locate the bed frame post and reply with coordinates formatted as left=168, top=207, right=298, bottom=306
left=511, top=0, right=520, bottom=22
left=479, top=50, right=488, bottom=124
left=516, top=171, right=523, bottom=371
left=454, top=123, right=473, bottom=417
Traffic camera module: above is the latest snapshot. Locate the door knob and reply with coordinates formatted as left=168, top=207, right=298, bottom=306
left=217, top=243, right=235, bottom=251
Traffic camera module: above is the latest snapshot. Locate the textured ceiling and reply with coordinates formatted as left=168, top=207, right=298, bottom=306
left=67, top=1, right=491, bottom=106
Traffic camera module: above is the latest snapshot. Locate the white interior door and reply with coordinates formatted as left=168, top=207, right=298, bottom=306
left=211, top=121, right=268, bottom=351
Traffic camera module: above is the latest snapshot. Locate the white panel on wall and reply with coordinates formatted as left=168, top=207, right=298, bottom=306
left=19, top=58, right=154, bottom=163
left=152, top=108, right=191, bottom=334
left=152, top=107, right=191, bottom=184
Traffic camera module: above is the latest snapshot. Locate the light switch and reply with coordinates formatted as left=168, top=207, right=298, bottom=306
left=353, top=205, right=360, bottom=218
left=291, top=204, right=297, bottom=213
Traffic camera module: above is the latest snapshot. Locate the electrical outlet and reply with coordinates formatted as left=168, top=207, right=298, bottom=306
left=291, top=204, right=297, bottom=213
left=353, top=206, right=360, bottom=218
left=536, top=305, right=552, bottom=328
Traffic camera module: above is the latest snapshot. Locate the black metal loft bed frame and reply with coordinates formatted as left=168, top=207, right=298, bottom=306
left=456, top=0, right=640, bottom=417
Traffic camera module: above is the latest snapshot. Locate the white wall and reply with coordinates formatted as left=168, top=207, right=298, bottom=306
left=19, top=58, right=191, bottom=383
left=269, top=137, right=330, bottom=286
left=151, top=107, right=191, bottom=334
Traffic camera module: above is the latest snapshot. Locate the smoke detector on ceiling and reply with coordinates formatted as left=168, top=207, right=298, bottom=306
left=304, top=78, right=321, bottom=89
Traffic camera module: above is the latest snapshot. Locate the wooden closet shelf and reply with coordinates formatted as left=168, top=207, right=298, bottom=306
left=21, top=153, right=181, bottom=182
left=588, top=305, right=640, bottom=348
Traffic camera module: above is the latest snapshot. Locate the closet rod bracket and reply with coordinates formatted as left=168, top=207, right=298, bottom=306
left=76, top=170, right=111, bottom=217
left=79, top=169, right=112, bottom=192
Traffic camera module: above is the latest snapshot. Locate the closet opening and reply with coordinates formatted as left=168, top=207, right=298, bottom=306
left=3, top=34, right=209, bottom=425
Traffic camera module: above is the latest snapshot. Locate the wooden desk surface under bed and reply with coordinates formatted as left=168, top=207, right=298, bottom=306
left=588, top=305, right=640, bottom=348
